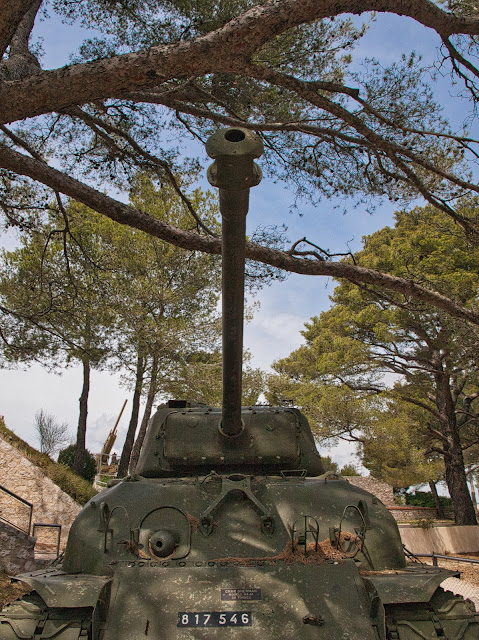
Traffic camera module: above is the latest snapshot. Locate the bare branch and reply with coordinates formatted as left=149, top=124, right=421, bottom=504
left=1, top=0, right=479, bottom=123
left=287, top=237, right=354, bottom=261
left=66, top=106, right=216, bottom=236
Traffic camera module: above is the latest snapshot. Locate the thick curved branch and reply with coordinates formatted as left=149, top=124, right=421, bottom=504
left=0, top=0, right=40, bottom=58
left=0, top=0, right=42, bottom=82
left=0, top=0, right=478, bottom=123
left=1, top=142, right=479, bottom=326
left=8, top=0, right=42, bottom=57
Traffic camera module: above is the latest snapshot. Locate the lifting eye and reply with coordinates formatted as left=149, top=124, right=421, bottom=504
left=149, top=530, right=179, bottom=557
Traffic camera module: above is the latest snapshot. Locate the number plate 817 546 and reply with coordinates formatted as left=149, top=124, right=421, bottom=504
left=178, top=612, right=252, bottom=627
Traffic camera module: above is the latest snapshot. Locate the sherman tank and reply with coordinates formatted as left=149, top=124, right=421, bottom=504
left=1, top=128, right=479, bottom=639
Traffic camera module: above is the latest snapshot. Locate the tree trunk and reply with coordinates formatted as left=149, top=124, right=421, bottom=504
left=444, top=445, right=477, bottom=525
left=468, top=475, right=478, bottom=514
left=73, top=356, right=90, bottom=476
left=117, top=352, right=145, bottom=478
left=428, top=480, right=445, bottom=520
left=433, top=357, right=477, bottom=526
left=129, top=353, right=159, bottom=473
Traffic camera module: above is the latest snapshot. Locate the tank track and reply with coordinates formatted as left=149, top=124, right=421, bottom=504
left=385, top=587, right=479, bottom=639
left=0, top=592, right=92, bottom=639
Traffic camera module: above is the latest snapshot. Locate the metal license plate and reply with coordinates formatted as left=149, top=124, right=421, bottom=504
left=178, top=612, right=252, bottom=627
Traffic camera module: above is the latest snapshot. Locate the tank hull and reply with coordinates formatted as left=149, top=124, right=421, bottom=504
left=2, top=562, right=478, bottom=639
left=2, top=471, right=479, bottom=639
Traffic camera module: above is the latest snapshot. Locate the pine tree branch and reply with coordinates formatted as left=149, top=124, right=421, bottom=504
left=2, top=141, right=479, bottom=325
left=0, top=0, right=479, bottom=123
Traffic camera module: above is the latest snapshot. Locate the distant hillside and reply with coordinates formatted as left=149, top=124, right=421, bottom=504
left=0, top=416, right=97, bottom=505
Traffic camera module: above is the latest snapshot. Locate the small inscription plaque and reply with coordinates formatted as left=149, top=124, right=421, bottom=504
left=221, top=588, right=262, bottom=601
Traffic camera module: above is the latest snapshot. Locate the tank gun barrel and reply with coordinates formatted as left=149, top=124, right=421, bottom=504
left=206, top=128, right=264, bottom=437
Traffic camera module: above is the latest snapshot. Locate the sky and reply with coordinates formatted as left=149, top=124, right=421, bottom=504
left=0, top=7, right=470, bottom=470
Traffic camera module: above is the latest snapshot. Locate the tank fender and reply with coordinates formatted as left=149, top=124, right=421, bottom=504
left=0, top=592, right=94, bottom=639
left=9, top=571, right=111, bottom=608
left=364, top=566, right=458, bottom=605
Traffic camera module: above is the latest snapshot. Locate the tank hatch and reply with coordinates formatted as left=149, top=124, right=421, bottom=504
left=136, top=405, right=324, bottom=477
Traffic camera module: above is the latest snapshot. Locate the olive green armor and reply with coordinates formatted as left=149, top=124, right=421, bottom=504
left=1, top=129, right=478, bottom=639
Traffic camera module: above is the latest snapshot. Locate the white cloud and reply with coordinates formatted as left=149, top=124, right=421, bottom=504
left=244, top=311, right=305, bottom=370
left=0, top=364, right=132, bottom=455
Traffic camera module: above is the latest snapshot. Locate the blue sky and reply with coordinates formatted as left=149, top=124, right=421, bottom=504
left=0, top=8, right=472, bottom=469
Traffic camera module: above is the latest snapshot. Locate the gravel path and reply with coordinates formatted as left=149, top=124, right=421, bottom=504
left=431, top=555, right=479, bottom=587
left=420, top=555, right=479, bottom=608
left=441, top=577, right=479, bottom=607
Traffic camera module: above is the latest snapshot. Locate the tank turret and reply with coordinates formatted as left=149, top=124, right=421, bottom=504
left=135, top=128, right=324, bottom=478
left=1, top=129, right=478, bottom=640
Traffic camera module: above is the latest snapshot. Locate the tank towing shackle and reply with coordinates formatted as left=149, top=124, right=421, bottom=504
left=206, top=128, right=264, bottom=438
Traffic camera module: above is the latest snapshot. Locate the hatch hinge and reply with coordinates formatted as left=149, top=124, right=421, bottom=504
left=199, top=475, right=275, bottom=537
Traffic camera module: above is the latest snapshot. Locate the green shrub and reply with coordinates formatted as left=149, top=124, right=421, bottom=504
left=405, top=491, right=451, bottom=508
left=411, top=517, right=435, bottom=529
left=58, top=445, right=97, bottom=483
left=47, top=464, right=97, bottom=505
left=340, top=463, right=360, bottom=476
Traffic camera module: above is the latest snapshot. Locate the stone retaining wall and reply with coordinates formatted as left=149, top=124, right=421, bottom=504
left=0, top=434, right=81, bottom=549
left=399, top=524, right=479, bottom=555
left=344, top=475, right=395, bottom=506
left=0, top=520, right=38, bottom=574
left=343, top=477, right=455, bottom=521
left=387, top=506, right=453, bottom=521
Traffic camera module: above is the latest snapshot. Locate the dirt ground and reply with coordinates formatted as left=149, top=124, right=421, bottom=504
left=0, top=572, right=31, bottom=608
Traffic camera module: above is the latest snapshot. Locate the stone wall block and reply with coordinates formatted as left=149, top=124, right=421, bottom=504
left=0, top=435, right=82, bottom=549
left=344, top=476, right=395, bottom=506
left=0, top=521, right=37, bottom=574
